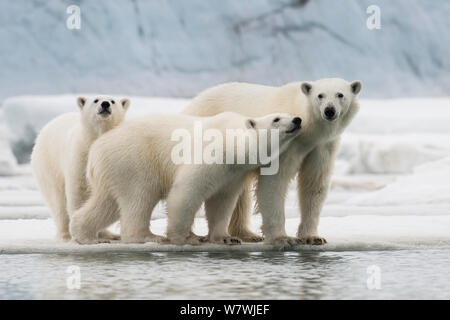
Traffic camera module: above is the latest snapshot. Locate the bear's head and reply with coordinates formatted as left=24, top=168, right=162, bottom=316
left=77, top=96, right=130, bottom=133
left=301, top=78, right=362, bottom=123
left=245, top=113, right=301, bottom=159
left=245, top=113, right=301, bottom=135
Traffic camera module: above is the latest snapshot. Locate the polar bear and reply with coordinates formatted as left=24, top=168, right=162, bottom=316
left=31, top=96, right=130, bottom=240
left=182, top=78, right=362, bottom=245
left=69, top=112, right=301, bottom=245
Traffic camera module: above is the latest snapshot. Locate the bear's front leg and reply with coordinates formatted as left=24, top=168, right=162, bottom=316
left=117, top=187, right=164, bottom=244
left=257, top=166, right=302, bottom=247
left=97, top=229, right=121, bottom=241
left=297, top=140, right=339, bottom=245
left=204, top=177, right=245, bottom=245
left=166, top=168, right=214, bottom=245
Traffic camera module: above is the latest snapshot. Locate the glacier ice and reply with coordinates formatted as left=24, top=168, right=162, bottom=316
left=0, top=1, right=449, bottom=100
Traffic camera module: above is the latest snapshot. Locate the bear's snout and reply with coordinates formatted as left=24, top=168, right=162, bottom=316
left=324, top=106, right=336, bottom=121
left=99, top=101, right=112, bottom=115
left=101, top=101, right=111, bottom=109
left=292, top=117, right=302, bottom=126
left=286, top=117, right=302, bottom=134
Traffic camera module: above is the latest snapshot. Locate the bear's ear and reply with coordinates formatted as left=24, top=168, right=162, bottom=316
left=350, top=81, right=362, bottom=95
left=301, top=82, right=313, bottom=95
left=77, top=97, right=87, bottom=110
left=245, top=119, right=256, bottom=129
left=120, top=98, right=130, bottom=111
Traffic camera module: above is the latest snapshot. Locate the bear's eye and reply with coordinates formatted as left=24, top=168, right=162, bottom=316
left=318, top=94, right=324, bottom=99
left=111, top=100, right=115, bottom=104
left=273, top=117, right=280, bottom=123
left=337, top=93, right=344, bottom=98
left=94, top=99, right=99, bottom=103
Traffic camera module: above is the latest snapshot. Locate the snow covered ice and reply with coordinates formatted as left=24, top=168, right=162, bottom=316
left=0, top=96, right=450, bottom=253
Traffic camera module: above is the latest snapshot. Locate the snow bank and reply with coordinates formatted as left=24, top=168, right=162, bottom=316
left=0, top=110, right=18, bottom=175
left=1, top=215, right=449, bottom=254
left=347, top=158, right=450, bottom=207
left=337, top=98, right=450, bottom=174
left=347, top=99, right=450, bottom=135
left=340, top=133, right=450, bottom=174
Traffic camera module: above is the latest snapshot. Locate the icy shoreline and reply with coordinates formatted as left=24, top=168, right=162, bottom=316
left=1, top=216, right=450, bottom=254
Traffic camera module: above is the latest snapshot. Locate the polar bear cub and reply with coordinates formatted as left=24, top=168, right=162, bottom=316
left=31, top=96, right=130, bottom=240
left=69, top=112, right=301, bottom=245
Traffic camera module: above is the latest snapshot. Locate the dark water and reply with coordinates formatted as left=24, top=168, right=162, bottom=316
left=1, top=249, right=449, bottom=299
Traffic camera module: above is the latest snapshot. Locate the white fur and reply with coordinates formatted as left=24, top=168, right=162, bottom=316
left=182, top=78, right=362, bottom=245
left=31, top=96, right=130, bottom=240
left=69, top=112, right=300, bottom=245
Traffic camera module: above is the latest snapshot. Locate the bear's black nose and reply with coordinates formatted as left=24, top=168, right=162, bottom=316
left=324, top=106, right=336, bottom=120
left=101, top=101, right=110, bottom=109
left=292, top=117, right=302, bottom=126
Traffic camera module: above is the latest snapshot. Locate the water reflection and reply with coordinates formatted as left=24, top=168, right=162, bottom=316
left=1, top=249, right=449, bottom=299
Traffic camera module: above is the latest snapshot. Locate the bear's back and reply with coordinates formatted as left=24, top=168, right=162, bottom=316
left=183, top=82, right=304, bottom=118
left=32, top=112, right=80, bottom=172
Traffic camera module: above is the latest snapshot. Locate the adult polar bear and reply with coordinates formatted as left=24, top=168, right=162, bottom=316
left=31, top=96, right=130, bottom=240
left=182, top=78, right=362, bottom=245
left=69, top=112, right=301, bottom=244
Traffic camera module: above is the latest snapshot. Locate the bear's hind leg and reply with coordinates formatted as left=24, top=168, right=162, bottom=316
left=53, top=200, right=71, bottom=241
left=228, top=183, right=264, bottom=242
left=70, top=192, right=119, bottom=244
left=45, top=182, right=71, bottom=241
